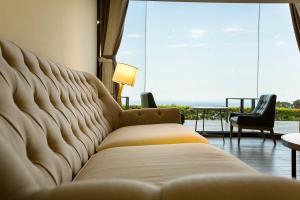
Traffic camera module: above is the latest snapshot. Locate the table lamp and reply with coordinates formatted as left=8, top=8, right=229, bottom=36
left=112, top=63, right=138, bottom=105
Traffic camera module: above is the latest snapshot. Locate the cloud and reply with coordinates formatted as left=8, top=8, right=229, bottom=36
left=127, top=33, right=144, bottom=38
left=222, top=27, right=247, bottom=33
left=273, top=35, right=288, bottom=46
left=164, top=43, right=206, bottom=49
left=165, top=43, right=188, bottom=48
left=275, top=41, right=288, bottom=46
left=189, top=29, right=208, bottom=39
left=120, top=49, right=136, bottom=55
left=222, top=27, right=252, bottom=36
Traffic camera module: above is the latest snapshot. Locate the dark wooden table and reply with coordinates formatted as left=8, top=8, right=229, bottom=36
left=281, top=133, right=300, bottom=178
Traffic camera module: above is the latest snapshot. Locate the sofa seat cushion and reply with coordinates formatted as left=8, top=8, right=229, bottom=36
left=75, top=143, right=257, bottom=185
left=96, top=123, right=208, bottom=151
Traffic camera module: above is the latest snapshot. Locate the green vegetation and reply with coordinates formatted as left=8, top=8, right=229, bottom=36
left=123, top=105, right=300, bottom=121
left=293, top=99, right=300, bottom=109
left=276, top=101, right=293, bottom=108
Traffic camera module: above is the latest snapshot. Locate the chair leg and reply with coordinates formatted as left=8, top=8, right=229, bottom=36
left=230, top=124, right=233, bottom=140
left=238, top=127, right=242, bottom=145
left=261, top=130, right=265, bottom=141
left=270, top=128, right=276, bottom=145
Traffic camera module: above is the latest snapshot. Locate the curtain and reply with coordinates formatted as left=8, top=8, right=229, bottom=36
left=97, top=0, right=129, bottom=98
left=290, top=4, right=300, bottom=51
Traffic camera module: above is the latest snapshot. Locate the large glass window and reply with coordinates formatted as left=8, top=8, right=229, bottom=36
left=117, top=1, right=300, bottom=112
left=146, top=2, right=258, bottom=105
left=116, top=1, right=146, bottom=103
left=259, top=4, right=300, bottom=102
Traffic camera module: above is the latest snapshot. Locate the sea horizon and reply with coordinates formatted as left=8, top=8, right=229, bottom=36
left=128, top=100, right=257, bottom=107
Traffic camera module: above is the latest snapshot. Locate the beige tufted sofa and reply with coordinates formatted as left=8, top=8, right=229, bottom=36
left=1, top=39, right=300, bottom=200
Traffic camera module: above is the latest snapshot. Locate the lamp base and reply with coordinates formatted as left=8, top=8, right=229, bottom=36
left=117, top=83, right=124, bottom=106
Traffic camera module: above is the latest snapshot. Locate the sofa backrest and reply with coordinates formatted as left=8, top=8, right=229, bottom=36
left=0, top=39, right=122, bottom=199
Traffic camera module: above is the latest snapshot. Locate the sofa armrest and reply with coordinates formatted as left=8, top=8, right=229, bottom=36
left=118, top=108, right=181, bottom=127
left=161, top=174, right=300, bottom=200
left=30, top=180, right=159, bottom=200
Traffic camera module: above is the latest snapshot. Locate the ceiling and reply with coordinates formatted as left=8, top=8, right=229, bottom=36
left=134, top=0, right=300, bottom=3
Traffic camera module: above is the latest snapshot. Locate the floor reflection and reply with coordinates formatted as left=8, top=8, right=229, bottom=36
left=208, top=137, right=300, bottom=179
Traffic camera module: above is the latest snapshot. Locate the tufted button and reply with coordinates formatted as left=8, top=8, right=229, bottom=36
left=95, top=115, right=101, bottom=123
left=60, top=93, right=66, bottom=105
left=137, top=111, right=142, bottom=116
left=157, top=110, right=162, bottom=116
left=33, top=91, right=40, bottom=106
left=49, top=95, right=57, bottom=107
left=79, top=77, right=85, bottom=84
left=0, top=39, right=121, bottom=188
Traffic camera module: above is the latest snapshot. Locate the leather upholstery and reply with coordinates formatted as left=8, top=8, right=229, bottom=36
left=140, top=92, right=185, bottom=124
left=30, top=175, right=300, bottom=200
left=76, top=143, right=257, bottom=185
left=0, top=39, right=181, bottom=200
left=96, top=124, right=208, bottom=151
left=0, top=39, right=120, bottom=199
left=161, top=174, right=300, bottom=200
left=119, top=108, right=181, bottom=127
left=141, top=92, right=157, bottom=108
left=230, top=95, right=277, bottom=127
left=31, top=180, right=160, bottom=200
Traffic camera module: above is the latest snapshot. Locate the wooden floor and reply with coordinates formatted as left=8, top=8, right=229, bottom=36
left=208, top=137, right=300, bottom=179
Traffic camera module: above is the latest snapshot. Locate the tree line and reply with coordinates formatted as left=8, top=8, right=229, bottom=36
left=276, top=99, right=300, bottom=109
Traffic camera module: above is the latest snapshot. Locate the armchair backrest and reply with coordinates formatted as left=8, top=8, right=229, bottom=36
left=141, top=92, right=157, bottom=108
left=252, top=95, right=277, bottom=126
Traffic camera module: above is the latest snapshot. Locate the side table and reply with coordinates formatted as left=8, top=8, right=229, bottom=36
left=191, top=106, right=228, bottom=140
left=281, top=133, right=300, bottom=178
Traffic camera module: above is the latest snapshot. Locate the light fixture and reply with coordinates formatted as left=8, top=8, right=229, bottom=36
left=112, top=63, right=138, bottom=105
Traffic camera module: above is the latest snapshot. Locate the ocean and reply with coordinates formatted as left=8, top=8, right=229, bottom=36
left=129, top=100, right=254, bottom=107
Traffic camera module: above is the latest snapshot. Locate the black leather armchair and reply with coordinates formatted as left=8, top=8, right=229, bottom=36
left=229, top=94, right=277, bottom=145
left=140, top=92, right=185, bottom=124
left=141, top=92, right=157, bottom=108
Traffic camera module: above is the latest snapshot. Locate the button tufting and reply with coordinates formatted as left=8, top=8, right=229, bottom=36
left=0, top=39, right=116, bottom=190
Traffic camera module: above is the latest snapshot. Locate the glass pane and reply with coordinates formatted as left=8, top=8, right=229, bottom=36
left=259, top=4, right=300, bottom=103
left=146, top=2, right=258, bottom=106
left=259, top=4, right=300, bottom=133
left=117, top=1, right=146, bottom=104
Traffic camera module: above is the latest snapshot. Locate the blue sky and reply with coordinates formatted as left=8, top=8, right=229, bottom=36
left=117, top=1, right=300, bottom=105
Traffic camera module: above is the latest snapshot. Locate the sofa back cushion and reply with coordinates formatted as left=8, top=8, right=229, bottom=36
left=0, top=39, right=121, bottom=199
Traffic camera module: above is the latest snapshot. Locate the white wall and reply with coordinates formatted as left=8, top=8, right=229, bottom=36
left=0, top=0, right=97, bottom=75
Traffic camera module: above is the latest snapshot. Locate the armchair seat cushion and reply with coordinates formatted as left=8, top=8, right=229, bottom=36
left=230, top=115, right=270, bottom=127
left=96, top=124, right=208, bottom=151
left=229, top=112, right=254, bottom=119
left=75, top=143, right=258, bottom=186
left=229, top=112, right=241, bottom=119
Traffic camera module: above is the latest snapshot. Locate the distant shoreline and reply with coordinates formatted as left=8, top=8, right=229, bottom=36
left=129, top=100, right=259, bottom=107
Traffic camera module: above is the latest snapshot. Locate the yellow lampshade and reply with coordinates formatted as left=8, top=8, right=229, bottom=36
left=112, top=63, right=138, bottom=86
